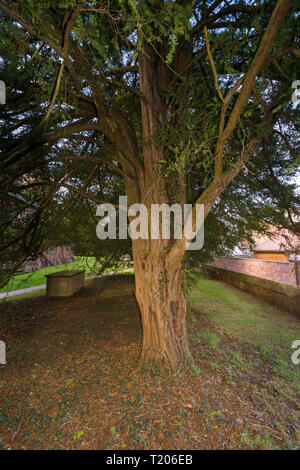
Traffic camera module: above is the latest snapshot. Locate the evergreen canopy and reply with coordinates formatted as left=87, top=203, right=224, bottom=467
left=0, top=0, right=299, bottom=368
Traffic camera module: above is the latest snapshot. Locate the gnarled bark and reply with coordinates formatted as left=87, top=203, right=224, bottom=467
left=132, top=238, right=192, bottom=371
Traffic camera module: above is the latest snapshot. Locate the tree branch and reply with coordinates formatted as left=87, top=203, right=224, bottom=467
left=61, top=182, right=118, bottom=207
left=212, top=0, right=293, bottom=184
left=49, top=155, right=131, bottom=179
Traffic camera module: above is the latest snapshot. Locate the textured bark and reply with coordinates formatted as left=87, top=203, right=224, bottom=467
left=132, top=238, right=192, bottom=371
left=122, top=37, right=193, bottom=371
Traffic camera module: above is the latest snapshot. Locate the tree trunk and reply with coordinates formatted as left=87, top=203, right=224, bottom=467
left=122, top=35, right=193, bottom=371
left=132, top=239, right=192, bottom=371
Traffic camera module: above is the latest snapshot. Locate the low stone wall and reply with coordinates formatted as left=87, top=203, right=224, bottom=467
left=205, top=265, right=300, bottom=317
left=212, top=256, right=299, bottom=286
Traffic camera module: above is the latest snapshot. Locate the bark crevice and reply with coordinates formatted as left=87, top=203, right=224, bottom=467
left=132, top=240, right=192, bottom=372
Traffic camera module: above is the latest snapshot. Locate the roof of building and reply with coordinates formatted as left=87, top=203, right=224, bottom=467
left=253, top=227, right=300, bottom=253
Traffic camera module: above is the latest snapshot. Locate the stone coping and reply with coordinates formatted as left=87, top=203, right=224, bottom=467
left=45, top=269, right=85, bottom=278
left=217, top=256, right=292, bottom=265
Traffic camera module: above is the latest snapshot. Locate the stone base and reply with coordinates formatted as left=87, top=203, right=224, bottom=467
left=46, top=270, right=85, bottom=298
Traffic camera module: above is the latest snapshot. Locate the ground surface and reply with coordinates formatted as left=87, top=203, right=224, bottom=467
left=0, top=272, right=299, bottom=450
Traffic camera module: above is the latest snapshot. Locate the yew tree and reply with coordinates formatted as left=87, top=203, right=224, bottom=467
left=0, top=0, right=299, bottom=370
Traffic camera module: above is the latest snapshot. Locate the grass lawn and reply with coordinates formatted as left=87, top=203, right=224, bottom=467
left=0, top=289, right=47, bottom=302
left=0, top=257, right=130, bottom=293
left=0, top=271, right=299, bottom=450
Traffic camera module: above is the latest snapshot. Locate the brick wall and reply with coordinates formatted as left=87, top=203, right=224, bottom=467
left=211, top=257, right=300, bottom=286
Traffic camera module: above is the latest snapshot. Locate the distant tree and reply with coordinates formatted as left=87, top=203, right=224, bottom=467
left=0, top=0, right=299, bottom=370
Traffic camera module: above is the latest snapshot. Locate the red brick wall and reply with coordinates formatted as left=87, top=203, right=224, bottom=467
left=211, top=257, right=300, bottom=286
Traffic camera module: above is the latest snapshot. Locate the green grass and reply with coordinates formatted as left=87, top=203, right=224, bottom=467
left=187, top=273, right=300, bottom=449
left=0, top=276, right=121, bottom=303
left=190, top=275, right=299, bottom=350
left=0, top=289, right=46, bottom=302
left=196, top=329, right=221, bottom=348
left=0, top=257, right=131, bottom=294
left=189, top=274, right=300, bottom=393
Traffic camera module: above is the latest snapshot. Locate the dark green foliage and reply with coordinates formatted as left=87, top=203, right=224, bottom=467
left=0, top=1, right=299, bottom=285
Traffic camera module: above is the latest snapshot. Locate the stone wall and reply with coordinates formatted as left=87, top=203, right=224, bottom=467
left=212, top=256, right=299, bottom=286
left=205, top=265, right=300, bottom=317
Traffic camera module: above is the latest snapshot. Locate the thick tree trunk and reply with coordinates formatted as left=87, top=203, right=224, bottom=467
left=121, top=35, right=193, bottom=371
left=132, top=239, right=192, bottom=371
